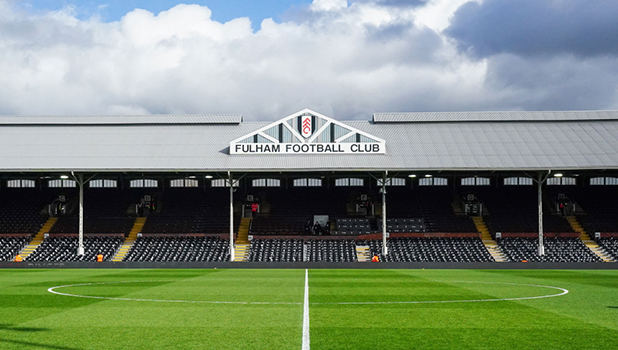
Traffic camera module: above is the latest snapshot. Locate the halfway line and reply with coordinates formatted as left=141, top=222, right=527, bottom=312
left=302, top=269, right=310, bottom=350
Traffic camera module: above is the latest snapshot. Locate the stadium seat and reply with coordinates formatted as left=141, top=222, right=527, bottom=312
left=124, top=236, right=230, bottom=262
left=0, top=236, right=30, bottom=261
left=25, top=236, right=123, bottom=262
left=369, top=237, right=494, bottom=262
left=247, top=239, right=303, bottom=262
left=498, top=237, right=601, bottom=262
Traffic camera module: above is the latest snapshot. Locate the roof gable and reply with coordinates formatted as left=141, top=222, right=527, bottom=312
left=230, top=109, right=385, bottom=154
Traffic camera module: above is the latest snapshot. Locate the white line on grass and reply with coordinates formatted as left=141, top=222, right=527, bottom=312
left=302, top=269, right=310, bottom=350
left=312, top=281, right=569, bottom=305
left=47, top=280, right=569, bottom=307
left=47, top=281, right=301, bottom=305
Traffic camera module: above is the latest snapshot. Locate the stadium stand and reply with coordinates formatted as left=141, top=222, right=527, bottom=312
left=250, top=216, right=309, bottom=235
left=376, top=218, right=424, bottom=233
left=382, top=187, right=478, bottom=233
left=25, top=236, right=123, bottom=262
left=123, top=236, right=230, bottom=262
left=0, top=236, right=30, bottom=261
left=247, top=239, right=303, bottom=262
left=50, top=189, right=138, bottom=235
left=51, top=217, right=135, bottom=235
left=0, top=109, right=617, bottom=267
left=497, top=237, right=601, bottom=262
left=250, top=187, right=348, bottom=236
left=597, top=238, right=618, bottom=260
left=333, top=218, right=373, bottom=236
left=369, top=237, right=494, bottom=262
left=141, top=189, right=239, bottom=234
left=568, top=187, right=618, bottom=235
left=306, top=239, right=357, bottom=262
left=252, top=186, right=479, bottom=236
left=0, top=190, right=51, bottom=234
left=474, top=187, right=575, bottom=236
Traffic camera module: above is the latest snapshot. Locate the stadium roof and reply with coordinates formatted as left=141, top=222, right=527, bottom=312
left=0, top=114, right=242, bottom=125
left=1, top=109, right=617, bottom=172
left=373, top=110, right=618, bottom=123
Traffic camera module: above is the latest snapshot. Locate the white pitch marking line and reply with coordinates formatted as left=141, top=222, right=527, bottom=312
left=47, top=281, right=300, bottom=305
left=47, top=280, right=569, bottom=307
left=302, top=269, right=310, bottom=350
left=313, top=281, right=569, bottom=305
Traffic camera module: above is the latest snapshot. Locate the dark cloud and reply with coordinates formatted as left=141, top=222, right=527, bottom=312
left=365, top=22, right=412, bottom=40
left=446, top=0, right=618, bottom=58
left=485, top=54, right=618, bottom=111
left=363, top=23, right=445, bottom=65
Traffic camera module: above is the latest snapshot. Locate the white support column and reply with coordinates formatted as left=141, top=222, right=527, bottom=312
left=77, top=173, right=84, bottom=256
left=538, top=172, right=545, bottom=256
left=229, top=172, right=235, bottom=261
left=382, top=171, right=388, bottom=256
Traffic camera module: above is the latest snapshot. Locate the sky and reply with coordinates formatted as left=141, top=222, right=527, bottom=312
left=1, top=0, right=617, bottom=121
left=16, top=0, right=312, bottom=27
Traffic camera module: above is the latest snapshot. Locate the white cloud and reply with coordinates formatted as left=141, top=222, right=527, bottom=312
left=0, top=0, right=616, bottom=120
left=412, top=0, right=475, bottom=31
left=310, top=0, right=348, bottom=12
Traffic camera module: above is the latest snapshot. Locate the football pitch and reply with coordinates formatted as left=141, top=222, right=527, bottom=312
left=0, top=269, right=617, bottom=349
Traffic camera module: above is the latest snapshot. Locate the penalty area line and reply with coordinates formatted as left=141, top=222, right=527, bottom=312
left=302, top=269, right=310, bottom=350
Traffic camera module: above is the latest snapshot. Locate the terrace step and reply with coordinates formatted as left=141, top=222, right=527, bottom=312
left=233, top=243, right=250, bottom=262
left=356, top=245, right=371, bottom=262
left=582, top=240, right=615, bottom=262
left=129, top=217, right=147, bottom=235
left=237, top=218, right=251, bottom=245
left=564, top=216, right=612, bottom=262
left=112, top=217, right=146, bottom=262
left=19, top=217, right=57, bottom=259
left=566, top=216, right=590, bottom=239
left=473, top=216, right=508, bottom=262
left=472, top=216, right=491, bottom=239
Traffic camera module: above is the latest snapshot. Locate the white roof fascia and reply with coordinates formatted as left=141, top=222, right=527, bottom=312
left=307, top=120, right=332, bottom=143
left=335, top=131, right=356, bottom=143
left=230, top=108, right=385, bottom=145
left=257, top=132, right=279, bottom=143
left=228, top=109, right=310, bottom=144
left=281, top=121, right=305, bottom=143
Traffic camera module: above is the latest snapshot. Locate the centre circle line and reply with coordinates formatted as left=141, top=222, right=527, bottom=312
left=47, top=280, right=569, bottom=306
left=312, top=281, right=569, bottom=305
left=47, top=280, right=301, bottom=305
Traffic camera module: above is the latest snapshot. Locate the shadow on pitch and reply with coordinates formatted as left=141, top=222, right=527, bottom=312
left=0, top=324, right=50, bottom=332
left=608, top=306, right=618, bottom=309
left=0, top=324, right=84, bottom=349
left=0, top=338, right=82, bottom=349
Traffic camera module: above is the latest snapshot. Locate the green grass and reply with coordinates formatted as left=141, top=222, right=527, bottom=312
left=0, top=269, right=617, bottom=349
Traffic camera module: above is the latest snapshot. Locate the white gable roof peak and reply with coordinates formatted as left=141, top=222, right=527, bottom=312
left=230, top=108, right=385, bottom=145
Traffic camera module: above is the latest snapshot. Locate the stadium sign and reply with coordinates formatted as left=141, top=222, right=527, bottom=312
left=230, top=109, right=385, bottom=155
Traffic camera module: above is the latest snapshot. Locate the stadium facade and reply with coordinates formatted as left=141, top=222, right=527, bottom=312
left=1, top=108, right=617, bottom=265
